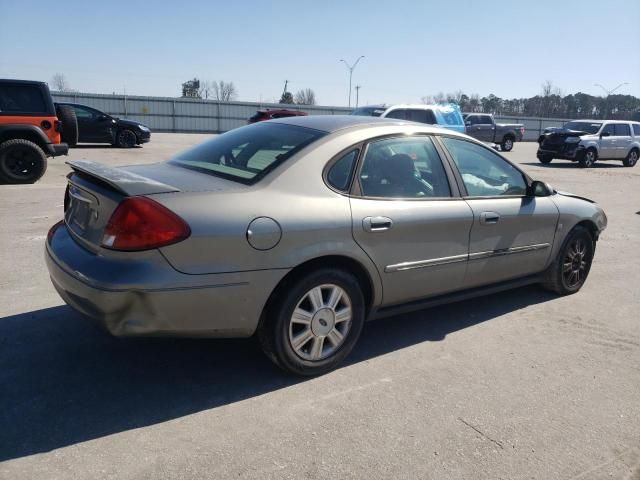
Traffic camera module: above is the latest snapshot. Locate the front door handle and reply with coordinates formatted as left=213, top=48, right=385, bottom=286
left=479, top=211, right=500, bottom=225
left=363, top=216, right=393, bottom=232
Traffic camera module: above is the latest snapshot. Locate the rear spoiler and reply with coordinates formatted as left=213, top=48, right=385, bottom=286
left=67, top=160, right=179, bottom=196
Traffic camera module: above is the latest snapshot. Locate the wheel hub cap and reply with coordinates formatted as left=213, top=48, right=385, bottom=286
left=288, top=284, right=352, bottom=361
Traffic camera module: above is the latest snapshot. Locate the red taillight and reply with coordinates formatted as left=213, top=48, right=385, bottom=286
left=101, top=197, right=190, bottom=251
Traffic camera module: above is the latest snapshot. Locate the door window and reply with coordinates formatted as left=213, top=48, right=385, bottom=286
left=72, top=106, right=96, bottom=119
left=406, top=109, right=437, bottom=124
left=633, top=124, right=640, bottom=136
left=602, top=124, right=615, bottom=136
left=614, top=124, right=631, bottom=136
left=466, top=115, right=480, bottom=125
left=359, top=136, right=451, bottom=198
left=327, top=149, right=359, bottom=191
left=441, top=137, right=527, bottom=197
left=385, top=109, right=407, bottom=120
left=477, top=115, right=493, bottom=124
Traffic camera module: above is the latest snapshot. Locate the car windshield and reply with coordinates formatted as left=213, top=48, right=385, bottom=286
left=169, top=123, right=325, bottom=184
left=563, top=121, right=602, bottom=134
left=351, top=106, right=385, bottom=117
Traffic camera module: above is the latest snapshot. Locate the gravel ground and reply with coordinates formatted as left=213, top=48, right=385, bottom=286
left=1, top=134, right=639, bottom=479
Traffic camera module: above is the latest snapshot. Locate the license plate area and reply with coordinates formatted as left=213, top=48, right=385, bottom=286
left=65, top=184, right=98, bottom=235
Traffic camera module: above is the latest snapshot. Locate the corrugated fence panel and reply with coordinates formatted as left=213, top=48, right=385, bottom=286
left=52, top=92, right=570, bottom=138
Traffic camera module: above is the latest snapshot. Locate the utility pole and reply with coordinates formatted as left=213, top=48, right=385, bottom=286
left=340, top=56, right=365, bottom=107
left=594, top=82, right=628, bottom=119
left=355, top=85, right=361, bottom=108
left=282, top=80, right=289, bottom=98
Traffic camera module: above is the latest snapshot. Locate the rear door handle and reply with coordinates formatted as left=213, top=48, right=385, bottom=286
left=479, top=211, right=500, bottom=225
left=363, top=216, right=393, bottom=232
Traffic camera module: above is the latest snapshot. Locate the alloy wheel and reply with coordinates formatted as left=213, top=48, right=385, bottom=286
left=562, top=238, right=588, bottom=288
left=1, top=147, right=37, bottom=181
left=288, top=284, right=352, bottom=361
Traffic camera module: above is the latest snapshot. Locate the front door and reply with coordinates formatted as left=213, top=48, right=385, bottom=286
left=439, top=136, right=559, bottom=288
left=72, top=105, right=113, bottom=143
left=350, top=135, right=473, bottom=305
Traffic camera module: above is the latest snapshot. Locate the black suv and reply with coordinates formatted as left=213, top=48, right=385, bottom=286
left=55, top=103, right=151, bottom=148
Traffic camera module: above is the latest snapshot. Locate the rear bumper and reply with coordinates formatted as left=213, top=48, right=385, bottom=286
left=44, top=142, right=69, bottom=157
left=45, top=223, right=288, bottom=338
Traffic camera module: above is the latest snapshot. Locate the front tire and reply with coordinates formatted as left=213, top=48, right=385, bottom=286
left=542, top=226, right=594, bottom=295
left=623, top=148, right=638, bottom=167
left=501, top=136, right=515, bottom=152
left=116, top=129, right=137, bottom=148
left=258, top=268, right=365, bottom=376
left=578, top=148, right=597, bottom=168
left=0, top=139, right=48, bottom=184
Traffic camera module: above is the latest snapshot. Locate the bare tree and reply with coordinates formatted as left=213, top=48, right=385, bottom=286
left=294, top=88, right=316, bottom=105
left=212, top=81, right=237, bottom=102
left=199, top=80, right=213, bottom=99
left=51, top=73, right=70, bottom=92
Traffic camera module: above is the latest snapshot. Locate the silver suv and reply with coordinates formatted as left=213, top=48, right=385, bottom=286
left=537, top=119, right=640, bottom=168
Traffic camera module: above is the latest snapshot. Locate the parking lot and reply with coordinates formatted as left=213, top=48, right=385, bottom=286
left=1, top=135, right=639, bottom=479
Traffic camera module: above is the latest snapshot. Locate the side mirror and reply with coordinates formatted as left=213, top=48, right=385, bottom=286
left=465, top=121, right=471, bottom=126
left=601, top=131, right=610, bottom=137
left=528, top=180, right=554, bottom=197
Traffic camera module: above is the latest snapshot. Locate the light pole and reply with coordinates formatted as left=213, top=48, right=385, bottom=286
left=594, top=82, right=628, bottom=119
left=355, top=85, right=361, bottom=108
left=340, top=56, right=365, bottom=107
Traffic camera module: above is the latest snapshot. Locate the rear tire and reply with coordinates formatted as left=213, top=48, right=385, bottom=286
left=623, top=148, right=638, bottom=167
left=55, top=104, right=78, bottom=146
left=116, top=129, right=137, bottom=148
left=538, top=155, right=553, bottom=164
left=578, top=148, right=597, bottom=168
left=258, top=268, right=365, bottom=376
left=501, top=136, right=515, bottom=152
left=541, top=226, right=594, bottom=295
left=0, top=139, right=48, bottom=184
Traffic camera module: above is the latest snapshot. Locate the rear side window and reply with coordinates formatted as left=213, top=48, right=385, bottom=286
left=634, top=124, right=640, bottom=136
left=170, top=123, right=325, bottom=184
left=327, top=150, right=359, bottom=191
left=614, top=124, right=631, bottom=136
left=359, top=136, right=451, bottom=198
left=385, top=109, right=406, bottom=120
left=406, top=109, right=437, bottom=124
left=0, top=84, right=47, bottom=113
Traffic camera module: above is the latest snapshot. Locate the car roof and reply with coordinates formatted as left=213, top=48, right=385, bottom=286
left=571, top=119, right=632, bottom=124
left=271, top=114, right=468, bottom=136
left=0, top=79, right=47, bottom=86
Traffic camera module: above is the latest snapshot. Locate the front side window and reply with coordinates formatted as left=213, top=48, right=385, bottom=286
left=466, top=115, right=479, bottom=125
left=602, top=124, right=615, bottom=136
left=614, top=124, right=631, bottom=136
left=170, top=123, right=325, bottom=184
left=441, top=137, right=526, bottom=197
left=327, top=149, right=358, bottom=191
left=359, top=136, right=451, bottom=198
left=477, top=115, right=493, bottom=125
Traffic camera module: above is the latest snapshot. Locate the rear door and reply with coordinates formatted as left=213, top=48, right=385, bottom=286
left=599, top=123, right=617, bottom=158
left=614, top=123, right=633, bottom=158
left=349, top=135, right=473, bottom=305
left=439, top=136, right=559, bottom=288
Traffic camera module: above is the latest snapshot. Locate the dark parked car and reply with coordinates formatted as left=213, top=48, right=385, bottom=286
left=248, top=109, right=307, bottom=123
left=55, top=103, right=151, bottom=148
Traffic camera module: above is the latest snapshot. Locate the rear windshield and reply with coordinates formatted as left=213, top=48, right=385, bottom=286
left=351, top=106, right=385, bottom=117
left=170, top=123, right=325, bottom=184
left=564, top=121, right=602, bottom=134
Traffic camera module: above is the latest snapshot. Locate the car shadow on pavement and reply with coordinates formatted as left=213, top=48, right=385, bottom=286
left=0, top=285, right=555, bottom=461
left=71, top=144, right=142, bottom=149
left=521, top=161, right=623, bottom=169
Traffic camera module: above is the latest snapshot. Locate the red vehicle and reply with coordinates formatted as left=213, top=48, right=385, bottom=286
left=248, top=109, right=307, bottom=123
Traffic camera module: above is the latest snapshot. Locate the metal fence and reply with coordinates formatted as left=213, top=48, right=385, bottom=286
left=52, top=92, right=571, bottom=141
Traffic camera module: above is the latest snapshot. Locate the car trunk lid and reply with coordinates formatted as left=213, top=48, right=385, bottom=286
left=64, top=160, right=244, bottom=252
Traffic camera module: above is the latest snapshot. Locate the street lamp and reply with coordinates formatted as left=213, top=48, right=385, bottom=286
left=340, top=56, right=365, bottom=107
left=594, top=82, right=629, bottom=119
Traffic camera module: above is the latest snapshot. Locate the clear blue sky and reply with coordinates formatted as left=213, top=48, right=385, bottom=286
left=1, top=0, right=639, bottom=106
